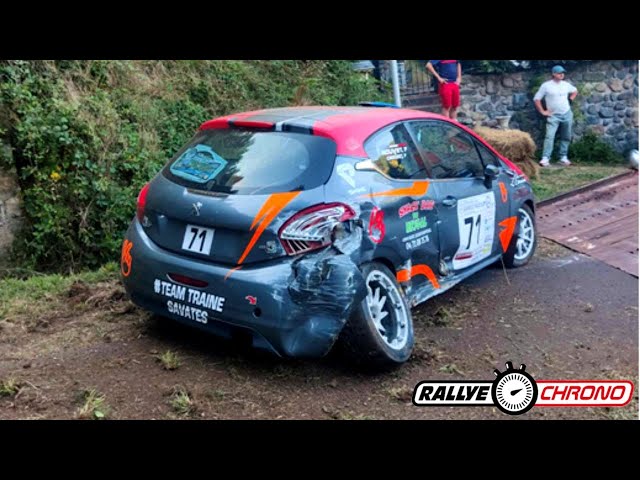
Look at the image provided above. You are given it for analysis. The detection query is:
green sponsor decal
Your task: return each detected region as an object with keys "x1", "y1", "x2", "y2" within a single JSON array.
[{"x1": 405, "y1": 212, "x2": 428, "y2": 234}]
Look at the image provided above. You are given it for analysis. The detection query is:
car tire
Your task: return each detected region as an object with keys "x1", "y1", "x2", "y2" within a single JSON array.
[
  {"x1": 339, "y1": 262, "x2": 414, "y2": 369},
  {"x1": 503, "y1": 204, "x2": 537, "y2": 268}
]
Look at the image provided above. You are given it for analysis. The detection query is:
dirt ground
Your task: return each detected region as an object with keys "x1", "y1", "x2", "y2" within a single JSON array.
[{"x1": 0, "y1": 239, "x2": 637, "y2": 420}]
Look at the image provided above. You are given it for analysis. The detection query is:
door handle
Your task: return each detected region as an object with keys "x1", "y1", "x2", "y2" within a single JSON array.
[{"x1": 442, "y1": 196, "x2": 457, "y2": 208}]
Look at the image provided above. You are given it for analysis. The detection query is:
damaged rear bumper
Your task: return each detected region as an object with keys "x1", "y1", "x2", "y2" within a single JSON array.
[{"x1": 121, "y1": 219, "x2": 366, "y2": 358}]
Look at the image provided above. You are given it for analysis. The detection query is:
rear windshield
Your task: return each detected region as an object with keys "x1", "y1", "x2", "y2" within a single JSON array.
[{"x1": 162, "y1": 129, "x2": 337, "y2": 195}]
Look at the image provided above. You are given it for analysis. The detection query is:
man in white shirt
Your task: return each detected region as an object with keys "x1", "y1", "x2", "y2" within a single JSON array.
[{"x1": 533, "y1": 65, "x2": 579, "y2": 167}]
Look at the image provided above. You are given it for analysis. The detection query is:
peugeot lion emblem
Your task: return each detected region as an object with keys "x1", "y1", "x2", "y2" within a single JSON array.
[{"x1": 191, "y1": 201, "x2": 203, "y2": 216}]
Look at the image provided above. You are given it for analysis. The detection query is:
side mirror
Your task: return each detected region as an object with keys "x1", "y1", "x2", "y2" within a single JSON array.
[
  {"x1": 484, "y1": 164, "x2": 500, "y2": 188},
  {"x1": 355, "y1": 159, "x2": 394, "y2": 180},
  {"x1": 484, "y1": 164, "x2": 500, "y2": 179}
]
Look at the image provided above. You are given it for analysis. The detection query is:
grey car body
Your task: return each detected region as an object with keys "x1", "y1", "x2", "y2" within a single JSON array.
[{"x1": 121, "y1": 106, "x2": 536, "y2": 367}]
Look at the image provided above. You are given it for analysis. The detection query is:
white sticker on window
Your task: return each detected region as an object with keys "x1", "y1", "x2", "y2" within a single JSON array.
[
  {"x1": 380, "y1": 143, "x2": 408, "y2": 160},
  {"x1": 453, "y1": 192, "x2": 495, "y2": 270}
]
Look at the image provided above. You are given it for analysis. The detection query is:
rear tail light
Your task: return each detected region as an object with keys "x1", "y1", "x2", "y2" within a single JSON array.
[
  {"x1": 136, "y1": 183, "x2": 150, "y2": 222},
  {"x1": 278, "y1": 203, "x2": 356, "y2": 255}
]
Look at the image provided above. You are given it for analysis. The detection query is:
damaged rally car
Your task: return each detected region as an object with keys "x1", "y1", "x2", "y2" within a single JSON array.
[{"x1": 121, "y1": 106, "x2": 536, "y2": 367}]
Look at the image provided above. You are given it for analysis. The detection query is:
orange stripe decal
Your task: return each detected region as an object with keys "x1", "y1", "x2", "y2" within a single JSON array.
[
  {"x1": 499, "y1": 216, "x2": 518, "y2": 253},
  {"x1": 121, "y1": 239, "x2": 133, "y2": 277},
  {"x1": 498, "y1": 181, "x2": 508, "y2": 203},
  {"x1": 224, "y1": 266, "x2": 243, "y2": 281},
  {"x1": 396, "y1": 264, "x2": 440, "y2": 289},
  {"x1": 237, "y1": 191, "x2": 301, "y2": 265},
  {"x1": 396, "y1": 269, "x2": 411, "y2": 283},
  {"x1": 362, "y1": 181, "x2": 429, "y2": 199}
]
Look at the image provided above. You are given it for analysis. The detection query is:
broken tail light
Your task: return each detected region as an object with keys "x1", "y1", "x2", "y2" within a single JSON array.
[{"x1": 279, "y1": 203, "x2": 356, "y2": 256}]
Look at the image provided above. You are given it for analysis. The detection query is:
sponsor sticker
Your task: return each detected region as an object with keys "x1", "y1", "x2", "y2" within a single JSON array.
[
  {"x1": 398, "y1": 199, "x2": 435, "y2": 219},
  {"x1": 170, "y1": 144, "x2": 228, "y2": 183},
  {"x1": 337, "y1": 163, "x2": 357, "y2": 188},
  {"x1": 405, "y1": 212, "x2": 428, "y2": 234},
  {"x1": 381, "y1": 143, "x2": 408, "y2": 161},
  {"x1": 245, "y1": 295, "x2": 257, "y2": 305},
  {"x1": 510, "y1": 174, "x2": 527, "y2": 187},
  {"x1": 121, "y1": 239, "x2": 133, "y2": 277},
  {"x1": 153, "y1": 278, "x2": 226, "y2": 325},
  {"x1": 402, "y1": 230, "x2": 432, "y2": 250}
]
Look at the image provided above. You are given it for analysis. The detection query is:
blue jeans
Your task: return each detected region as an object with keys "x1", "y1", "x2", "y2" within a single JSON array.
[{"x1": 542, "y1": 110, "x2": 573, "y2": 159}]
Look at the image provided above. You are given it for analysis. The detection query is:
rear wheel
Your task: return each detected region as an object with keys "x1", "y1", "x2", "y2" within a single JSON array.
[
  {"x1": 339, "y1": 262, "x2": 413, "y2": 368},
  {"x1": 503, "y1": 204, "x2": 537, "y2": 268}
]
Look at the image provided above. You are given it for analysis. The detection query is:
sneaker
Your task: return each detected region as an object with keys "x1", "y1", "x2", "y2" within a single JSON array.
[
  {"x1": 559, "y1": 157, "x2": 572, "y2": 166},
  {"x1": 539, "y1": 157, "x2": 550, "y2": 167}
]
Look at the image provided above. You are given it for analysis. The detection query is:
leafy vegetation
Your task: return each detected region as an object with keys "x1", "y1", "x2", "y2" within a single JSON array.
[
  {"x1": 464, "y1": 60, "x2": 591, "y2": 75},
  {"x1": 568, "y1": 132, "x2": 625, "y2": 165},
  {"x1": 0, "y1": 61, "x2": 387, "y2": 272}
]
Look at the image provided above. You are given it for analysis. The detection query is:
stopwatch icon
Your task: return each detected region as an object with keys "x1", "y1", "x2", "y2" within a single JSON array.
[{"x1": 492, "y1": 361, "x2": 538, "y2": 415}]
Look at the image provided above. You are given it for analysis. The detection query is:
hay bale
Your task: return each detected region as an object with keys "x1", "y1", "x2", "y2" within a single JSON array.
[{"x1": 474, "y1": 126, "x2": 540, "y2": 180}]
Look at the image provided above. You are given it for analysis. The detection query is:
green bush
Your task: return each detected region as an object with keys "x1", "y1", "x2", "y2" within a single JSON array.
[
  {"x1": 568, "y1": 132, "x2": 624, "y2": 165},
  {"x1": 0, "y1": 60, "x2": 388, "y2": 272}
]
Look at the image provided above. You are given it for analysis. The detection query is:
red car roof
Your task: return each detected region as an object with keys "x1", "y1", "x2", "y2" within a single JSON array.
[{"x1": 200, "y1": 106, "x2": 442, "y2": 157}]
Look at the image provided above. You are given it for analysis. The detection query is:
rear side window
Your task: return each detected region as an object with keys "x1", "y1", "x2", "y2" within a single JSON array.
[
  {"x1": 364, "y1": 123, "x2": 427, "y2": 180},
  {"x1": 162, "y1": 129, "x2": 337, "y2": 195}
]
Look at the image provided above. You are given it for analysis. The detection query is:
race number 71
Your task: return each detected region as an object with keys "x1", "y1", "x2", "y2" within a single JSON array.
[{"x1": 463, "y1": 214, "x2": 481, "y2": 249}]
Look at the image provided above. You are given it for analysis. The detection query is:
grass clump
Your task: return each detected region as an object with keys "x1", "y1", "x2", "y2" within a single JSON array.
[
  {"x1": 0, "y1": 377, "x2": 21, "y2": 397},
  {"x1": 170, "y1": 385, "x2": 195, "y2": 416},
  {"x1": 77, "y1": 388, "x2": 109, "y2": 420},
  {"x1": 156, "y1": 350, "x2": 181, "y2": 371}
]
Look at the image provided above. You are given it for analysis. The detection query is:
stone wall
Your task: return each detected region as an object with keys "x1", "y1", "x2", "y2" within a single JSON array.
[
  {"x1": 0, "y1": 163, "x2": 23, "y2": 267},
  {"x1": 457, "y1": 60, "x2": 639, "y2": 153}
]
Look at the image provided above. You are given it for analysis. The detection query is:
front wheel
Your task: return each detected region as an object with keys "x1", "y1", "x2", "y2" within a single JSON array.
[
  {"x1": 503, "y1": 204, "x2": 537, "y2": 268},
  {"x1": 339, "y1": 262, "x2": 414, "y2": 369}
]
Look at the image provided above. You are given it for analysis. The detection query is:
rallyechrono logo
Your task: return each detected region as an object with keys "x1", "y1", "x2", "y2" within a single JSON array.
[{"x1": 413, "y1": 360, "x2": 634, "y2": 416}]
